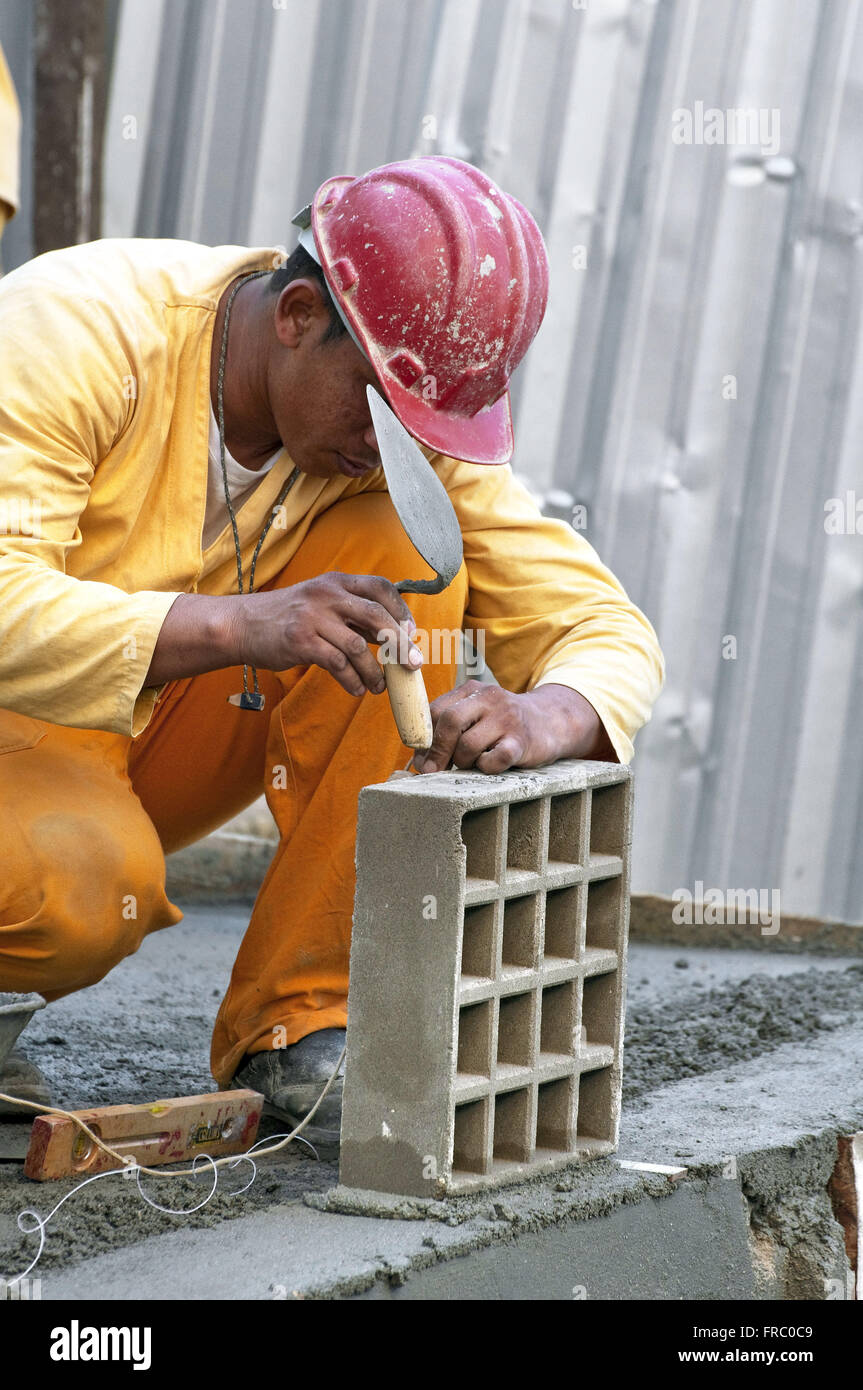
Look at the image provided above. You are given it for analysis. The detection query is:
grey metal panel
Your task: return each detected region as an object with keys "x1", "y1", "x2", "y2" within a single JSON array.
[
  {"x1": 82, "y1": 0, "x2": 863, "y2": 923},
  {"x1": 135, "y1": 0, "x2": 203, "y2": 237},
  {"x1": 690, "y1": 0, "x2": 862, "y2": 896},
  {"x1": 102, "y1": 0, "x2": 167, "y2": 237},
  {"x1": 0, "y1": 0, "x2": 33, "y2": 269}
]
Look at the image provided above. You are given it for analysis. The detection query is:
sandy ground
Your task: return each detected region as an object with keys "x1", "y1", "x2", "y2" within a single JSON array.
[{"x1": 1, "y1": 906, "x2": 861, "y2": 1295}]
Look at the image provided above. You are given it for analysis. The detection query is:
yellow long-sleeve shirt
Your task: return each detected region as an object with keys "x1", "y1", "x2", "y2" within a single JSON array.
[{"x1": 0, "y1": 239, "x2": 663, "y2": 761}]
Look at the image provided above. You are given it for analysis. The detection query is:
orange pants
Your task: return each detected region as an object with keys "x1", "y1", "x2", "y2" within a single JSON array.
[{"x1": 0, "y1": 493, "x2": 468, "y2": 1085}]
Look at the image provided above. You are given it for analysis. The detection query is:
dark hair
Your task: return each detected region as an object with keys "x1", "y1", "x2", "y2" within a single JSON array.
[{"x1": 269, "y1": 243, "x2": 347, "y2": 342}]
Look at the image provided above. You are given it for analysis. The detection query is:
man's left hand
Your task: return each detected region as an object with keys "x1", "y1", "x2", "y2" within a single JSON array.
[{"x1": 412, "y1": 680, "x2": 617, "y2": 775}]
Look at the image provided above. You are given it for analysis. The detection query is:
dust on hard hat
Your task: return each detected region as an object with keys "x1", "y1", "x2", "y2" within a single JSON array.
[{"x1": 292, "y1": 156, "x2": 549, "y2": 465}]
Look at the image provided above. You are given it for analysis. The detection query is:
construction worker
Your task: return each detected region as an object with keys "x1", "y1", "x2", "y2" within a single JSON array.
[
  {"x1": 0, "y1": 41, "x2": 20, "y2": 268},
  {"x1": 0, "y1": 157, "x2": 663, "y2": 1139}
]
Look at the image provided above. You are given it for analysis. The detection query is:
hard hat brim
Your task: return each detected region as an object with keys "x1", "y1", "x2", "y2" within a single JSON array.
[
  {"x1": 299, "y1": 171, "x2": 523, "y2": 466},
  {"x1": 375, "y1": 373, "x2": 515, "y2": 466}
]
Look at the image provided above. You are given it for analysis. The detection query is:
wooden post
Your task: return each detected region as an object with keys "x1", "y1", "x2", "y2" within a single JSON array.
[{"x1": 33, "y1": 0, "x2": 108, "y2": 254}]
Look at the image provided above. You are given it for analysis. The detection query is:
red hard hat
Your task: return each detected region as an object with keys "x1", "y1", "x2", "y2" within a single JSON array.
[{"x1": 294, "y1": 156, "x2": 549, "y2": 464}]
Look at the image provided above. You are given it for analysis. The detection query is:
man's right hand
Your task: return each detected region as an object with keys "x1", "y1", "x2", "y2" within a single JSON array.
[{"x1": 144, "y1": 573, "x2": 423, "y2": 694}]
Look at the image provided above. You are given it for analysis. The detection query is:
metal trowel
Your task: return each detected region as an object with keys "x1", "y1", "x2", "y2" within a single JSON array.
[{"x1": 367, "y1": 385, "x2": 464, "y2": 750}]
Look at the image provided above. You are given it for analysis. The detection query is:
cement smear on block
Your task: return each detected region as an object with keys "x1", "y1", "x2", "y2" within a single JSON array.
[{"x1": 306, "y1": 1157, "x2": 672, "y2": 1229}]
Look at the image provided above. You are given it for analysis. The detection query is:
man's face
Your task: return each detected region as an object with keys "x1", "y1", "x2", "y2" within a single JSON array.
[{"x1": 268, "y1": 282, "x2": 383, "y2": 480}]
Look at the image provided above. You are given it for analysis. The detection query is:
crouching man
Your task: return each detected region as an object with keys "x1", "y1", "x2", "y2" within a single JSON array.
[{"x1": 0, "y1": 158, "x2": 663, "y2": 1138}]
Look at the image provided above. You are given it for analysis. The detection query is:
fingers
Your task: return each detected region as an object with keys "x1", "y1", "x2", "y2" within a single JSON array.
[
  {"x1": 455, "y1": 717, "x2": 523, "y2": 770},
  {"x1": 241, "y1": 576, "x2": 420, "y2": 693},
  {"x1": 426, "y1": 680, "x2": 483, "y2": 720},
  {"x1": 414, "y1": 683, "x2": 531, "y2": 774},
  {"x1": 318, "y1": 621, "x2": 387, "y2": 696},
  {"x1": 342, "y1": 574, "x2": 415, "y2": 630},
  {"x1": 475, "y1": 735, "x2": 524, "y2": 775},
  {"x1": 414, "y1": 681, "x2": 495, "y2": 772},
  {"x1": 300, "y1": 574, "x2": 421, "y2": 696},
  {"x1": 444, "y1": 714, "x2": 526, "y2": 773},
  {"x1": 426, "y1": 677, "x2": 493, "y2": 716},
  {"x1": 289, "y1": 633, "x2": 362, "y2": 698},
  {"x1": 342, "y1": 597, "x2": 423, "y2": 670},
  {"x1": 337, "y1": 575, "x2": 423, "y2": 672}
]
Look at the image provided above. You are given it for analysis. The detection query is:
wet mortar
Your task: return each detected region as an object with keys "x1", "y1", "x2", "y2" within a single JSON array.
[{"x1": 1, "y1": 907, "x2": 861, "y2": 1287}]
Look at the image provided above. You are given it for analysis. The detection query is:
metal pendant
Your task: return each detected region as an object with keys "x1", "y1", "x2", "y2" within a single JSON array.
[{"x1": 227, "y1": 691, "x2": 266, "y2": 711}]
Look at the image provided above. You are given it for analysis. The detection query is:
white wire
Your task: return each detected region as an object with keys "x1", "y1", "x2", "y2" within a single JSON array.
[
  {"x1": 133, "y1": 1152, "x2": 220, "y2": 1216},
  {"x1": 0, "y1": 1044, "x2": 345, "y2": 1285}
]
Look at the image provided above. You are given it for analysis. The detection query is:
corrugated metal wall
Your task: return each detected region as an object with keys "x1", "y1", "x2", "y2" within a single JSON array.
[
  {"x1": 7, "y1": 0, "x2": 863, "y2": 921},
  {"x1": 0, "y1": 0, "x2": 33, "y2": 270}
]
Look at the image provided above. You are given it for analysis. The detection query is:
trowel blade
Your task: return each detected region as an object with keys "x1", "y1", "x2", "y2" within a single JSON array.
[{"x1": 367, "y1": 386, "x2": 463, "y2": 594}]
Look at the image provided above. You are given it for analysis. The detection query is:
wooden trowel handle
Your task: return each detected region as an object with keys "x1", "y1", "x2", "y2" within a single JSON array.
[{"x1": 384, "y1": 662, "x2": 433, "y2": 750}]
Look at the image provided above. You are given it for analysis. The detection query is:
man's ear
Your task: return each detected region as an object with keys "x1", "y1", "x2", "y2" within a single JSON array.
[{"x1": 273, "y1": 278, "x2": 329, "y2": 349}]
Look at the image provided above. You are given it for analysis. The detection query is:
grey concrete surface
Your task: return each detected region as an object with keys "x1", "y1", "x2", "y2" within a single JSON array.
[
  {"x1": 353, "y1": 1179, "x2": 758, "y2": 1300},
  {"x1": 165, "y1": 802, "x2": 277, "y2": 904},
  {"x1": 0, "y1": 905, "x2": 860, "y2": 1300},
  {"x1": 36, "y1": 1172, "x2": 758, "y2": 1302}
]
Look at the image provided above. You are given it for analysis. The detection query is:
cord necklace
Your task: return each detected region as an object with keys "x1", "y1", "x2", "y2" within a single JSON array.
[{"x1": 216, "y1": 268, "x2": 300, "y2": 711}]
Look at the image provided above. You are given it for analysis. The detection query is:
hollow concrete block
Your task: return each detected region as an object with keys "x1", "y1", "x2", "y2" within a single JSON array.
[{"x1": 339, "y1": 759, "x2": 633, "y2": 1197}]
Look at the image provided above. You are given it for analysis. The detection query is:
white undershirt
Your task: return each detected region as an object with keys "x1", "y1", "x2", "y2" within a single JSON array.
[{"x1": 202, "y1": 405, "x2": 281, "y2": 549}]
